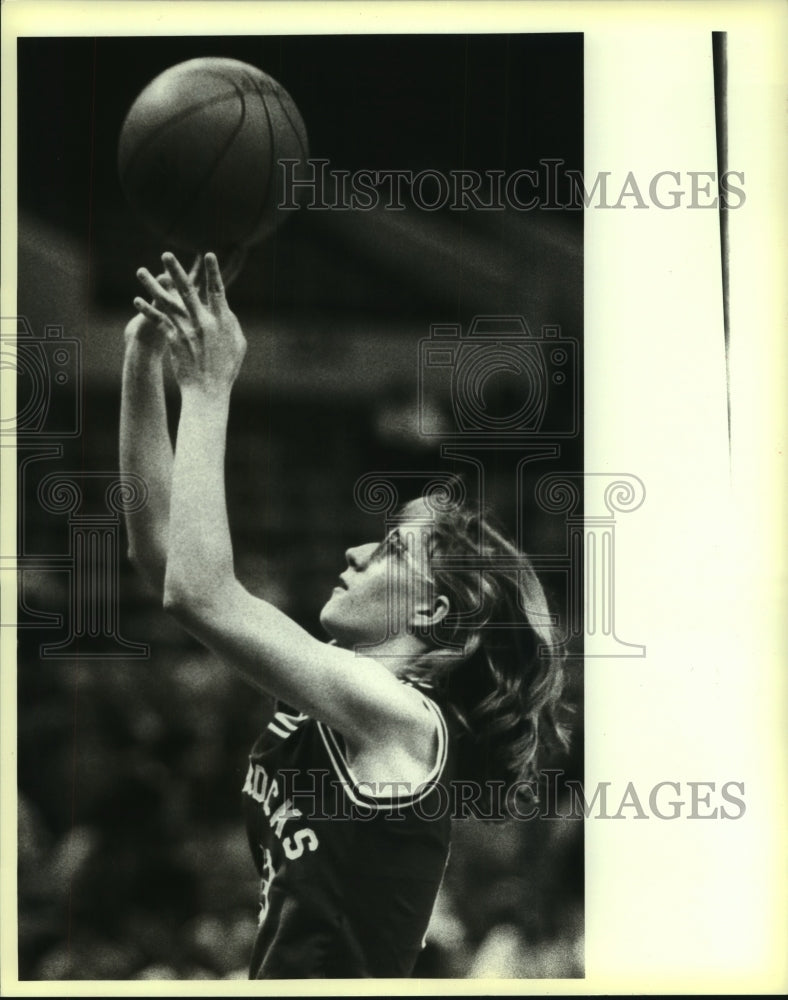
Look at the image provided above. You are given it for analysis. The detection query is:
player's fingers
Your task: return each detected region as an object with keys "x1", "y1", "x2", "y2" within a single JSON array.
[
  {"x1": 137, "y1": 268, "x2": 186, "y2": 316},
  {"x1": 162, "y1": 252, "x2": 202, "y2": 320},
  {"x1": 156, "y1": 272, "x2": 185, "y2": 303},
  {"x1": 204, "y1": 253, "x2": 227, "y2": 308},
  {"x1": 188, "y1": 254, "x2": 207, "y2": 302},
  {"x1": 154, "y1": 273, "x2": 187, "y2": 311},
  {"x1": 188, "y1": 254, "x2": 204, "y2": 283},
  {"x1": 164, "y1": 324, "x2": 185, "y2": 352},
  {"x1": 133, "y1": 296, "x2": 173, "y2": 329}
]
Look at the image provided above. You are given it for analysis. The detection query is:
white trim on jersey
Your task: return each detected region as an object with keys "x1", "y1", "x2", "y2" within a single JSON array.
[
  {"x1": 316, "y1": 691, "x2": 448, "y2": 811},
  {"x1": 266, "y1": 709, "x2": 308, "y2": 741}
]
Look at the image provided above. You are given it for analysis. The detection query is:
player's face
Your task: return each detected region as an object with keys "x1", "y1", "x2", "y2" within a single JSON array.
[{"x1": 319, "y1": 522, "x2": 434, "y2": 650}]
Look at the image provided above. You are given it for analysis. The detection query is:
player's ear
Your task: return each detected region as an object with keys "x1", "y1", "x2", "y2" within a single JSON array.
[{"x1": 414, "y1": 593, "x2": 449, "y2": 629}]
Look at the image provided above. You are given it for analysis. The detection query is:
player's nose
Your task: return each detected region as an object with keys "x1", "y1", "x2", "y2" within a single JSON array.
[{"x1": 345, "y1": 542, "x2": 376, "y2": 569}]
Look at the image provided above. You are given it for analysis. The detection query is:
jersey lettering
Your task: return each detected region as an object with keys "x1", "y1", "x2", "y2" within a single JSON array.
[
  {"x1": 245, "y1": 762, "x2": 319, "y2": 857},
  {"x1": 243, "y1": 763, "x2": 278, "y2": 818},
  {"x1": 282, "y1": 827, "x2": 319, "y2": 860},
  {"x1": 262, "y1": 776, "x2": 279, "y2": 817},
  {"x1": 244, "y1": 761, "x2": 273, "y2": 807},
  {"x1": 267, "y1": 710, "x2": 308, "y2": 740},
  {"x1": 270, "y1": 798, "x2": 302, "y2": 839},
  {"x1": 243, "y1": 761, "x2": 268, "y2": 803},
  {"x1": 258, "y1": 846, "x2": 274, "y2": 925}
]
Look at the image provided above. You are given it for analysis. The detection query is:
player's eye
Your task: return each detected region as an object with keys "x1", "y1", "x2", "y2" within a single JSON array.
[
  {"x1": 372, "y1": 532, "x2": 406, "y2": 562},
  {"x1": 387, "y1": 532, "x2": 407, "y2": 558}
]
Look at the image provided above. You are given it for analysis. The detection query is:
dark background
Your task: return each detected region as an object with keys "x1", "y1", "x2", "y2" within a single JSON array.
[{"x1": 16, "y1": 33, "x2": 584, "y2": 980}]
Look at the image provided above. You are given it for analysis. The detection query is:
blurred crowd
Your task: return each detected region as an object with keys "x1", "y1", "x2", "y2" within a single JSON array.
[
  {"x1": 17, "y1": 384, "x2": 584, "y2": 981},
  {"x1": 18, "y1": 649, "x2": 583, "y2": 980},
  {"x1": 18, "y1": 646, "x2": 583, "y2": 981}
]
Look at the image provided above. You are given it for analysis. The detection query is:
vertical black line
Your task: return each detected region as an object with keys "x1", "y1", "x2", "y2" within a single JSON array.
[
  {"x1": 712, "y1": 31, "x2": 731, "y2": 458},
  {"x1": 455, "y1": 36, "x2": 470, "y2": 319}
]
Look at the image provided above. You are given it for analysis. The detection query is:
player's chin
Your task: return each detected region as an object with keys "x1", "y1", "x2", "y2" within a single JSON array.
[
  {"x1": 318, "y1": 595, "x2": 342, "y2": 637},
  {"x1": 319, "y1": 599, "x2": 360, "y2": 650}
]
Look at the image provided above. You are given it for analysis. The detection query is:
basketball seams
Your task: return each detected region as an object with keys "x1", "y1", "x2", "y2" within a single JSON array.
[
  {"x1": 244, "y1": 73, "x2": 308, "y2": 242},
  {"x1": 119, "y1": 73, "x2": 246, "y2": 182},
  {"x1": 164, "y1": 74, "x2": 251, "y2": 250},
  {"x1": 119, "y1": 59, "x2": 308, "y2": 250},
  {"x1": 246, "y1": 70, "x2": 278, "y2": 241},
  {"x1": 268, "y1": 86, "x2": 309, "y2": 163}
]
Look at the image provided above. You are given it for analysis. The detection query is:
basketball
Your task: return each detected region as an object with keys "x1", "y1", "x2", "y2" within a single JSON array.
[{"x1": 118, "y1": 57, "x2": 309, "y2": 253}]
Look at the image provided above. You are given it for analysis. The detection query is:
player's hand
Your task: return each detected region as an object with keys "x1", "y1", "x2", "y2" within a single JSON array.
[
  {"x1": 126, "y1": 257, "x2": 202, "y2": 354},
  {"x1": 133, "y1": 251, "x2": 247, "y2": 396}
]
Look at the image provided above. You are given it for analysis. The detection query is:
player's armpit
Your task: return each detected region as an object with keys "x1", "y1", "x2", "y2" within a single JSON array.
[{"x1": 163, "y1": 579, "x2": 435, "y2": 763}]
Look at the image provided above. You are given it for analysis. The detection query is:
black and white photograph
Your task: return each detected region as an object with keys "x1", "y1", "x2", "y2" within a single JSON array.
[
  {"x1": 11, "y1": 20, "x2": 585, "y2": 986},
  {"x1": 1, "y1": 1, "x2": 786, "y2": 994}
]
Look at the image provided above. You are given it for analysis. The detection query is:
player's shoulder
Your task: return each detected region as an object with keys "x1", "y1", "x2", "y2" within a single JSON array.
[{"x1": 338, "y1": 675, "x2": 450, "y2": 793}]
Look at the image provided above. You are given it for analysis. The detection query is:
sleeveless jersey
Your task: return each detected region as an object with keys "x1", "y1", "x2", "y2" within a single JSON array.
[{"x1": 241, "y1": 686, "x2": 452, "y2": 978}]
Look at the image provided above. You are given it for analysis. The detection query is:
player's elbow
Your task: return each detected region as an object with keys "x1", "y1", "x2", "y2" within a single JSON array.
[
  {"x1": 162, "y1": 571, "x2": 230, "y2": 625},
  {"x1": 162, "y1": 579, "x2": 199, "y2": 620}
]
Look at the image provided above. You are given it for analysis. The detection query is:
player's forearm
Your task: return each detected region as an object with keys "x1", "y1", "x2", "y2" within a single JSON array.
[
  {"x1": 163, "y1": 387, "x2": 236, "y2": 617},
  {"x1": 120, "y1": 333, "x2": 173, "y2": 594}
]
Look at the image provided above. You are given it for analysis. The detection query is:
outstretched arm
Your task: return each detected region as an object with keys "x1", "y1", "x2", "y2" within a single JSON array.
[
  {"x1": 119, "y1": 281, "x2": 176, "y2": 596},
  {"x1": 140, "y1": 253, "x2": 436, "y2": 765},
  {"x1": 120, "y1": 257, "x2": 233, "y2": 595}
]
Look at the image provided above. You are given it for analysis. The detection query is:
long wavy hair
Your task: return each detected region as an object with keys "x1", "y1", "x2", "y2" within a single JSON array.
[{"x1": 396, "y1": 497, "x2": 571, "y2": 789}]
